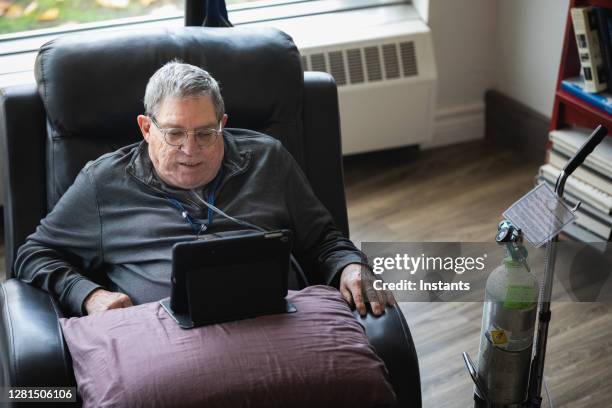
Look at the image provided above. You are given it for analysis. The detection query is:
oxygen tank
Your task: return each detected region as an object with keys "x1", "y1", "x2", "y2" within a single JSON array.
[{"x1": 476, "y1": 256, "x2": 539, "y2": 405}]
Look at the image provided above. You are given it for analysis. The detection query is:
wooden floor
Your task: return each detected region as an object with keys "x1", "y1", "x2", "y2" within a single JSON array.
[
  {"x1": 344, "y1": 140, "x2": 612, "y2": 408},
  {"x1": 1, "y1": 140, "x2": 610, "y2": 407}
]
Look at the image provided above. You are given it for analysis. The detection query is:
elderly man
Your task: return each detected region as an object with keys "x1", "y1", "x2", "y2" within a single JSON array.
[{"x1": 15, "y1": 61, "x2": 389, "y2": 317}]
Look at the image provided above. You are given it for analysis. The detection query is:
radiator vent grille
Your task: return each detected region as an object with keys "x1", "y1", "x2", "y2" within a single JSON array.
[
  {"x1": 400, "y1": 41, "x2": 418, "y2": 76},
  {"x1": 364, "y1": 46, "x2": 383, "y2": 82},
  {"x1": 304, "y1": 40, "x2": 418, "y2": 86},
  {"x1": 328, "y1": 51, "x2": 347, "y2": 85},
  {"x1": 346, "y1": 49, "x2": 365, "y2": 84},
  {"x1": 382, "y1": 43, "x2": 400, "y2": 79},
  {"x1": 310, "y1": 53, "x2": 327, "y2": 73}
]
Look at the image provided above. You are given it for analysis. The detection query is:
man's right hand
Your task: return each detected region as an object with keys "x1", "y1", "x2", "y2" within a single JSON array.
[{"x1": 84, "y1": 288, "x2": 133, "y2": 315}]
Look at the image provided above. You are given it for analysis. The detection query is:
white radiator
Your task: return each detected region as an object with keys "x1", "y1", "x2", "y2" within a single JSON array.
[
  {"x1": 298, "y1": 19, "x2": 437, "y2": 155},
  {"x1": 248, "y1": 3, "x2": 438, "y2": 155}
]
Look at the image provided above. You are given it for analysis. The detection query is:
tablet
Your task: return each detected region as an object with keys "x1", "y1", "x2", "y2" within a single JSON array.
[{"x1": 160, "y1": 229, "x2": 296, "y2": 328}]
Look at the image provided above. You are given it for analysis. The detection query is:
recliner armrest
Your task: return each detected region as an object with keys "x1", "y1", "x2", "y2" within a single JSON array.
[
  {"x1": 302, "y1": 72, "x2": 349, "y2": 237},
  {"x1": 0, "y1": 85, "x2": 48, "y2": 277},
  {"x1": 354, "y1": 306, "x2": 422, "y2": 408},
  {"x1": 0, "y1": 279, "x2": 75, "y2": 388}
]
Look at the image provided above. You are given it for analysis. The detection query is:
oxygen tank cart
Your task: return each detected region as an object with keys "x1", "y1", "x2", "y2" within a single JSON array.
[{"x1": 463, "y1": 124, "x2": 608, "y2": 408}]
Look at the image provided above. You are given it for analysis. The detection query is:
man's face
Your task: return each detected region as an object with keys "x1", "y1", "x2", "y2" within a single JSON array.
[{"x1": 137, "y1": 96, "x2": 227, "y2": 190}]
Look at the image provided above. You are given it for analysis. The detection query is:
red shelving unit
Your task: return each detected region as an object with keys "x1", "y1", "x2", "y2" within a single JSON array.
[{"x1": 550, "y1": 0, "x2": 612, "y2": 131}]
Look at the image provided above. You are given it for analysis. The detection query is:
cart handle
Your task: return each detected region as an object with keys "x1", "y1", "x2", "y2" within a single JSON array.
[
  {"x1": 556, "y1": 125, "x2": 607, "y2": 196},
  {"x1": 562, "y1": 125, "x2": 608, "y2": 176}
]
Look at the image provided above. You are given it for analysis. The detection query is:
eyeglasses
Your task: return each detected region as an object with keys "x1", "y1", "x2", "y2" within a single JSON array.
[{"x1": 149, "y1": 116, "x2": 222, "y2": 148}]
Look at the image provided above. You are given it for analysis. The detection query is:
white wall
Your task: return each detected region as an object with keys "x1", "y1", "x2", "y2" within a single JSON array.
[
  {"x1": 424, "y1": 0, "x2": 498, "y2": 147},
  {"x1": 495, "y1": 0, "x2": 570, "y2": 118},
  {"x1": 429, "y1": 0, "x2": 498, "y2": 109},
  {"x1": 424, "y1": 0, "x2": 569, "y2": 148}
]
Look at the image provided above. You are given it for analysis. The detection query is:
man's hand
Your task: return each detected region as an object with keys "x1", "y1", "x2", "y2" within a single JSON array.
[
  {"x1": 339, "y1": 263, "x2": 395, "y2": 316},
  {"x1": 84, "y1": 288, "x2": 133, "y2": 315}
]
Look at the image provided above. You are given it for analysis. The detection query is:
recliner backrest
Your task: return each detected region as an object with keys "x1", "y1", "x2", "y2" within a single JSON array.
[
  {"x1": 34, "y1": 27, "x2": 305, "y2": 210},
  {"x1": 2, "y1": 27, "x2": 349, "y2": 279}
]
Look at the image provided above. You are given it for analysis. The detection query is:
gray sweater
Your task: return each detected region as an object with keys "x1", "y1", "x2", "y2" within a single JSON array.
[{"x1": 15, "y1": 130, "x2": 366, "y2": 316}]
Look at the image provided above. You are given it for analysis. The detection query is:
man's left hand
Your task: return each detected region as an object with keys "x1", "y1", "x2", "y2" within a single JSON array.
[{"x1": 339, "y1": 263, "x2": 395, "y2": 316}]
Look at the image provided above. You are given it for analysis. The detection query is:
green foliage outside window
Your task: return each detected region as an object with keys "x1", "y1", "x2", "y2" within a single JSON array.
[{"x1": 0, "y1": 0, "x2": 257, "y2": 35}]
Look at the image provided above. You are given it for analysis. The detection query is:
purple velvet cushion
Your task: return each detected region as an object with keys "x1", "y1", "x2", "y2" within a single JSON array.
[{"x1": 60, "y1": 285, "x2": 396, "y2": 408}]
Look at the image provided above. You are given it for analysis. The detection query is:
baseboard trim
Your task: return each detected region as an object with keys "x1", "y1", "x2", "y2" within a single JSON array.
[
  {"x1": 485, "y1": 89, "x2": 550, "y2": 163},
  {"x1": 423, "y1": 102, "x2": 485, "y2": 149}
]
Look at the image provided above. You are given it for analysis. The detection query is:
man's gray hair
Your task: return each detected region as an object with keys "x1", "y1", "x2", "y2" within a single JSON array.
[{"x1": 144, "y1": 61, "x2": 225, "y2": 121}]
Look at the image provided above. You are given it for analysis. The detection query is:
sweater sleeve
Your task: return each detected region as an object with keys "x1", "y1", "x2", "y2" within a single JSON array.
[
  {"x1": 283, "y1": 151, "x2": 368, "y2": 286},
  {"x1": 14, "y1": 166, "x2": 104, "y2": 316}
]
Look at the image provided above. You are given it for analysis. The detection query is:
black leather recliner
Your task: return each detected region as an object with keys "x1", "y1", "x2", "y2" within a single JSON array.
[{"x1": 0, "y1": 27, "x2": 421, "y2": 407}]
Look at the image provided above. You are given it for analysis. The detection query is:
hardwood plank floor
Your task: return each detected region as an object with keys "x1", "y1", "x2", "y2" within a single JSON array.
[
  {"x1": 344, "y1": 140, "x2": 612, "y2": 408},
  {"x1": 1, "y1": 140, "x2": 610, "y2": 407}
]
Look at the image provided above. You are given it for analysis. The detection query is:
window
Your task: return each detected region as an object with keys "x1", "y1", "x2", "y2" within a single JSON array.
[
  {"x1": 0, "y1": 0, "x2": 267, "y2": 36},
  {"x1": 0, "y1": 0, "x2": 412, "y2": 88},
  {"x1": 0, "y1": 0, "x2": 409, "y2": 38}
]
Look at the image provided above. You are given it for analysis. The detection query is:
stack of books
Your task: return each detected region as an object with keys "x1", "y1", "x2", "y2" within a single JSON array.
[
  {"x1": 563, "y1": 6, "x2": 612, "y2": 113},
  {"x1": 538, "y1": 127, "x2": 612, "y2": 242}
]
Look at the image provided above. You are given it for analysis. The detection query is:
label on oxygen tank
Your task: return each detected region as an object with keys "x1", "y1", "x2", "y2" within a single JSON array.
[
  {"x1": 485, "y1": 302, "x2": 537, "y2": 352},
  {"x1": 504, "y1": 284, "x2": 537, "y2": 309},
  {"x1": 489, "y1": 329, "x2": 508, "y2": 345}
]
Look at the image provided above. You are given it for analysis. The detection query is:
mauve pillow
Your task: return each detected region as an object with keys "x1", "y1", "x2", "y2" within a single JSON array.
[{"x1": 60, "y1": 285, "x2": 396, "y2": 408}]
